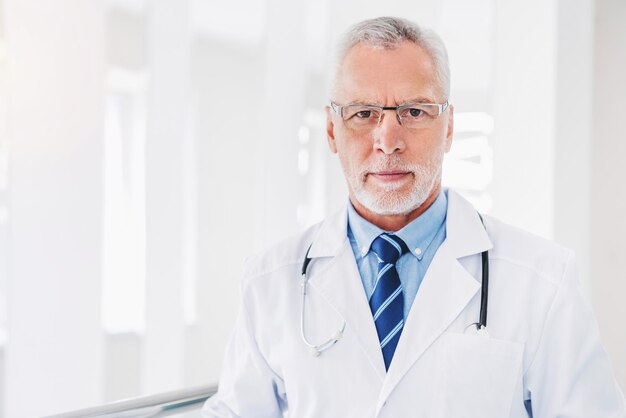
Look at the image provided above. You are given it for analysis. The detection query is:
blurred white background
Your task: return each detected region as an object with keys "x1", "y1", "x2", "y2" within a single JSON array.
[{"x1": 0, "y1": 0, "x2": 624, "y2": 417}]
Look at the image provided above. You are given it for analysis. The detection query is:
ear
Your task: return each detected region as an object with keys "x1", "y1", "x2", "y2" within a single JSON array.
[
  {"x1": 326, "y1": 106, "x2": 338, "y2": 154},
  {"x1": 443, "y1": 104, "x2": 454, "y2": 153}
]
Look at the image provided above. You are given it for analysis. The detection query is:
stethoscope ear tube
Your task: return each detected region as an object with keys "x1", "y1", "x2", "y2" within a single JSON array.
[
  {"x1": 479, "y1": 248, "x2": 489, "y2": 329},
  {"x1": 301, "y1": 243, "x2": 313, "y2": 276},
  {"x1": 477, "y1": 213, "x2": 489, "y2": 330}
]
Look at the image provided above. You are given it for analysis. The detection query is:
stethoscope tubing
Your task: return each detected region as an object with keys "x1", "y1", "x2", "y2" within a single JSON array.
[
  {"x1": 477, "y1": 213, "x2": 489, "y2": 330},
  {"x1": 479, "y1": 248, "x2": 489, "y2": 329}
]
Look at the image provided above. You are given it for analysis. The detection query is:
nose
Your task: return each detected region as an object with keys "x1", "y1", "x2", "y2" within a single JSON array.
[{"x1": 373, "y1": 111, "x2": 406, "y2": 154}]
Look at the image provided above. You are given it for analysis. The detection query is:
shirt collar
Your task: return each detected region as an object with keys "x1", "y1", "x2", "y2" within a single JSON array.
[{"x1": 347, "y1": 190, "x2": 448, "y2": 260}]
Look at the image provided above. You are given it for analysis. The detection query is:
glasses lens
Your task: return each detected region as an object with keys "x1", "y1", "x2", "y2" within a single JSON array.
[
  {"x1": 398, "y1": 104, "x2": 440, "y2": 128},
  {"x1": 342, "y1": 105, "x2": 381, "y2": 130}
]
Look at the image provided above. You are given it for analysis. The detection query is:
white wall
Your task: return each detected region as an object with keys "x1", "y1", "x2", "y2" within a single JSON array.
[
  {"x1": 490, "y1": 0, "x2": 557, "y2": 239},
  {"x1": 591, "y1": 0, "x2": 626, "y2": 391},
  {"x1": 3, "y1": 1, "x2": 106, "y2": 417},
  {"x1": 554, "y1": 0, "x2": 594, "y2": 293},
  {"x1": 188, "y1": 36, "x2": 265, "y2": 386},
  {"x1": 142, "y1": 0, "x2": 191, "y2": 394}
]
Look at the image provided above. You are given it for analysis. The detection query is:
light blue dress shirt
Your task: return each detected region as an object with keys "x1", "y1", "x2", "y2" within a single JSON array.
[{"x1": 347, "y1": 190, "x2": 448, "y2": 320}]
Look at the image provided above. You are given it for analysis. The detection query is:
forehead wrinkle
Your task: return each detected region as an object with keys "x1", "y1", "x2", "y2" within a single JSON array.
[
  {"x1": 338, "y1": 95, "x2": 440, "y2": 106},
  {"x1": 401, "y1": 96, "x2": 441, "y2": 105},
  {"x1": 344, "y1": 97, "x2": 384, "y2": 105}
]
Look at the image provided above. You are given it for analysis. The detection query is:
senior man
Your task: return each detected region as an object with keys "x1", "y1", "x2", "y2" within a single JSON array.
[{"x1": 203, "y1": 16, "x2": 625, "y2": 418}]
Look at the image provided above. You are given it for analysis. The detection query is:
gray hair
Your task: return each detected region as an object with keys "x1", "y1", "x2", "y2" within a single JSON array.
[{"x1": 329, "y1": 16, "x2": 450, "y2": 100}]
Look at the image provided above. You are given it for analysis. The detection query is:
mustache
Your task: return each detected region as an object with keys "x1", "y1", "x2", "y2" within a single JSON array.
[{"x1": 360, "y1": 155, "x2": 418, "y2": 175}]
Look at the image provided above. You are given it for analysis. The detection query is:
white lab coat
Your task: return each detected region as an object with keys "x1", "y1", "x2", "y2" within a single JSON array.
[{"x1": 203, "y1": 190, "x2": 626, "y2": 418}]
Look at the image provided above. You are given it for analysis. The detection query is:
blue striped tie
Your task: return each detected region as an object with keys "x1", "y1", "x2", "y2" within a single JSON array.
[{"x1": 370, "y1": 233, "x2": 408, "y2": 371}]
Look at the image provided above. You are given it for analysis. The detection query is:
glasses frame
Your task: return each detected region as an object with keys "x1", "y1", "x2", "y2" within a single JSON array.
[{"x1": 329, "y1": 100, "x2": 450, "y2": 128}]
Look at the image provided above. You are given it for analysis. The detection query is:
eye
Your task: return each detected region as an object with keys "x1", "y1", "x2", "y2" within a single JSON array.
[
  {"x1": 355, "y1": 110, "x2": 373, "y2": 119},
  {"x1": 342, "y1": 106, "x2": 380, "y2": 123},
  {"x1": 407, "y1": 108, "x2": 423, "y2": 117}
]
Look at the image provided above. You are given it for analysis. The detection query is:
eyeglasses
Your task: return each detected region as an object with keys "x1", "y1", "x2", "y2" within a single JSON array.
[{"x1": 330, "y1": 100, "x2": 449, "y2": 132}]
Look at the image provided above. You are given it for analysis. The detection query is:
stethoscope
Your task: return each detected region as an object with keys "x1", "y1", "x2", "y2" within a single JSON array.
[{"x1": 299, "y1": 214, "x2": 490, "y2": 356}]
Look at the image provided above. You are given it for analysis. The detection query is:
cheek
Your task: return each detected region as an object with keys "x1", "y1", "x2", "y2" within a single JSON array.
[
  {"x1": 338, "y1": 132, "x2": 373, "y2": 157},
  {"x1": 412, "y1": 128, "x2": 448, "y2": 156},
  {"x1": 340, "y1": 152, "x2": 370, "y2": 184},
  {"x1": 337, "y1": 147, "x2": 360, "y2": 176}
]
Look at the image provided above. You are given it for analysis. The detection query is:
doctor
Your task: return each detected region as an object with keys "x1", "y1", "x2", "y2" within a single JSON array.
[{"x1": 203, "y1": 16, "x2": 626, "y2": 417}]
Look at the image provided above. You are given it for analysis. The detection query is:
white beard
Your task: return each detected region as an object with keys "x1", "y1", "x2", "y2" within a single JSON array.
[{"x1": 346, "y1": 153, "x2": 441, "y2": 215}]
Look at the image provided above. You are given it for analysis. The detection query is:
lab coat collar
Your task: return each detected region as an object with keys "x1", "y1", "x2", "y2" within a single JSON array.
[
  {"x1": 307, "y1": 204, "x2": 348, "y2": 258},
  {"x1": 444, "y1": 189, "x2": 493, "y2": 257}
]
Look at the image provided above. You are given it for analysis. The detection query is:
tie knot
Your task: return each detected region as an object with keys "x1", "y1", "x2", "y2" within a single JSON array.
[{"x1": 371, "y1": 233, "x2": 408, "y2": 264}]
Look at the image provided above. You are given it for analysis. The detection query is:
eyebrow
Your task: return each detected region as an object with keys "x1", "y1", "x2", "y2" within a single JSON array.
[
  {"x1": 342, "y1": 96, "x2": 439, "y2": 106},
  {"x1": 402, "y1": 97, "x2": 438, "y2": 104},
  {"x1": 344, "y1": 98, "x2": 381, "y2": 105}
]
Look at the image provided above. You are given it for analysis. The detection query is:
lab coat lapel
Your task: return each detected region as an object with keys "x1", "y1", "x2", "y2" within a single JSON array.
[
  {"x1": 375, "y1": 190, "x2": 493, "y2": 413},
  {"x1": 307, "y1": 207, "x2": 387, "y2": 380}
]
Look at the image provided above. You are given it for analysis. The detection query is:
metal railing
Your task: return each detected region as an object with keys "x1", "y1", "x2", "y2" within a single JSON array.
[{"x1": 46, "y1": 384, "x2": 218, "y2": 418}]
